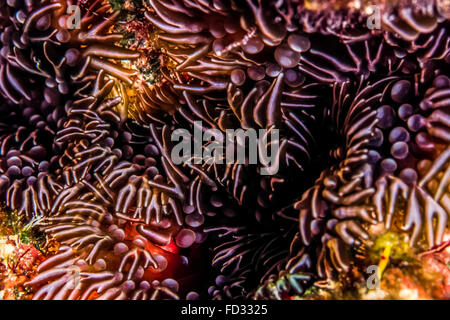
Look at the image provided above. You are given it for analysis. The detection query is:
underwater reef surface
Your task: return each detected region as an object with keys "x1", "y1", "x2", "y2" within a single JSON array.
[{"x1": 0, "y1": 0, "x2": 449, "y2": 300}]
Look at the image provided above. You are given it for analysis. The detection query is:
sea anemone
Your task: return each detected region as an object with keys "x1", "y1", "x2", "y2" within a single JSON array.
[
  {"x1": 25, "y1": 70, "x2": 204, "y2": 300},
  {"x1": 0, "y1": 0, "x2": 448, "y2": 300},
  {"x1": 0, "y1": 0, "x2": 138, "y2": 106}
]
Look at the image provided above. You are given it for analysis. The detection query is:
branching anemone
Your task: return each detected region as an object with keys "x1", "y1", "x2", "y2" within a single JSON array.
[
  {"x1": 296, "y1": 0, "x2": 450, "y2": 81},
  {"x1": 144, "y1": 0, "x2": 330, "y2": 217},
  {"x1": 0, "y1": 0, "x2": 140, "y2": 219},
  {"x1": 253, "y1": 60, "x2": 450, "y2": 300},
  {"x1": 143, "y1": 0, "x2": 449, "y2": 217}
]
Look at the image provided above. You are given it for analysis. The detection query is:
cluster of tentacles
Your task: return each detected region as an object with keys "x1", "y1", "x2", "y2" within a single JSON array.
[{"x1": 0, "y1": 0, "x2": 448, "y2": 300}]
